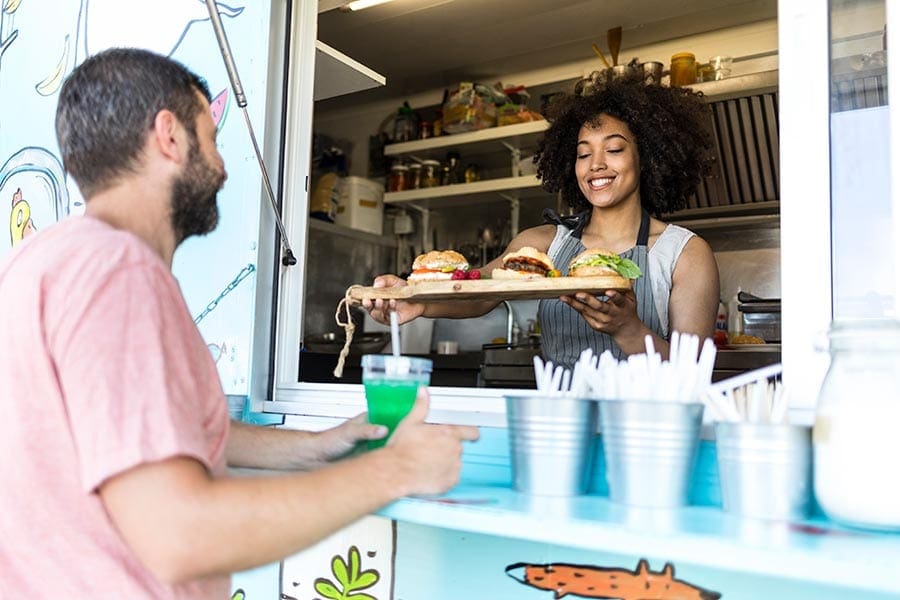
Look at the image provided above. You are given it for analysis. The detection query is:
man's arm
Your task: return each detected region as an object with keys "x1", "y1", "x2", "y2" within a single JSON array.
[
  {"x1": 100, "y1": 391, "x2": 478, "y2": 584},
  {"x1": 226, "y1": 413, "x2": 387, "y2": 471}
]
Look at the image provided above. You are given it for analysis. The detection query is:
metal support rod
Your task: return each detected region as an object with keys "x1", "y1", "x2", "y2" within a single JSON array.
[
  {"x1": 500, "y1": 140, "x2": 522, "y2": 177},
  {"x1": 498, "y1": 194, "x2": 520, "y2": 237},
  {"x1": 406, "y1": 204, "x2": 432, "y2": 251},
  {"x1": 204, "y1": 0, "x2": 297, "y2": 266}
]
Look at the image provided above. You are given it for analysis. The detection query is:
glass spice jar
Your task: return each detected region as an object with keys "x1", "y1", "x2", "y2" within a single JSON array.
[
  {"x1": 420, "y1": 159, "x2": 441, "y2": 188},
  {"x1": 670, "y1": 52, "x2": 697, "y2": 87},
  {"x1": 387, "y1": 163, "x2": 409, "y2": 192},
  {"x1": 408, "y1": 163, "x2": 423, "y2": 189}
]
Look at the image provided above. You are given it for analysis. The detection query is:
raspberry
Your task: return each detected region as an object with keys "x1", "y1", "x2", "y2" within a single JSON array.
[
  {"x1": 451, "y1": 269, "x2": 467, "y2": 280},
  {"x1": 467, "y1": 269, "x2": 481, "y2": 280}
]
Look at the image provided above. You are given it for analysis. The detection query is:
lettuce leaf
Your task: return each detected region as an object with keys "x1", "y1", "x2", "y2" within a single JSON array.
[{"x1": 570, "y1": 253, "x2": 642, "y2": 279}]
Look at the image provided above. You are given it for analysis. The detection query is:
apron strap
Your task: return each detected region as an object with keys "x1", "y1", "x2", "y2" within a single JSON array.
[
  {"x1": 636, "y1": 209, "x2": 651, "y2": 247},
  {"x1": 542, "y1": 208, "x2": 591, "y2": 239}
]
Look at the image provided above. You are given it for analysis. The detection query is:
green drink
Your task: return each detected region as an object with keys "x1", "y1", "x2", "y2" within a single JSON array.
[{"x1": 361, "y1": 355, "x2": 432, "y2": 449}]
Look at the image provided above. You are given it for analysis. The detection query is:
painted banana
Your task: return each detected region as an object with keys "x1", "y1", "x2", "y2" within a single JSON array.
[
  {"x1": 35, "y1": 34, "x2": 69, "y2": 97},
  {"x1": 10, "y1": 188, "x2": 34, "y2": 246},
  {"x1": 3, "y1": 0, "x2": 22, "y2": 14}
]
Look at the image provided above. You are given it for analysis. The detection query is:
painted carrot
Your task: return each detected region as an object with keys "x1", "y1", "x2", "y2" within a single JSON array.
[{"x1": 505, "y1": 559, "x2": 721, "y2": 600}]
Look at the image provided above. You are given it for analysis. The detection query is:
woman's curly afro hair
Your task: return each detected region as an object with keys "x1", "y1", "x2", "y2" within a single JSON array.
[{"x1": 535, "y1": 77, "x2": 713, "y2": 216}]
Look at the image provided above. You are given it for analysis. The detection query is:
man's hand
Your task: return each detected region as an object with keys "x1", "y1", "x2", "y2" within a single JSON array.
[
  {"x1": 383, "y1": 387, "x2": 480, "y2": 496},
  {"x1": 361, "y1": 274, "x2": 425, "y2": 325},
  {"x1": 311, "y1": 413, "x2": 387, "y2": 464}
]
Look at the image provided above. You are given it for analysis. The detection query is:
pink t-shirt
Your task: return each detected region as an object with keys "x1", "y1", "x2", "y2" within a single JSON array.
[{"x1": 0, "y1": 216, "x2": 230, "y2": 598}]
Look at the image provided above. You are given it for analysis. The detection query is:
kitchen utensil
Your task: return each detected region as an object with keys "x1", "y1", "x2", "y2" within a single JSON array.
[
  {"x1": 304, "y1": 331, "x2": 391, "y2": 355},
  {"x1": 348, "y1": 276, "x2": 633, "y2": 304},
  {"x1": 591, "y1": 42, "x2": 611, "y2": 69},
  {"x1": 641, "y1": 61, "x2": 664, "y2": 85},
  {"x1": 607, "y1": 26, "x2": 622, "y2": 66}
]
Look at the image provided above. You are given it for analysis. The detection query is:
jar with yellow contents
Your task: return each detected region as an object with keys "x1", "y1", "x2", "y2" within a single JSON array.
[{"x1": 669, "y1": 52, "x2": 697, "y2": 87}]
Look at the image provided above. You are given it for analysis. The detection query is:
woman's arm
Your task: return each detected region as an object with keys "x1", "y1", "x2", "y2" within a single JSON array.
[{"x1": 665, "y1": 235, "x2": 720, "y2": 346}]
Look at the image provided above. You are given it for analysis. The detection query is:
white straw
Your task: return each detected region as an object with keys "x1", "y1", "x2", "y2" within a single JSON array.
[
  {"x1": 708, "y1": 363, "x2": 783, "y2": 397},
  {"x1": 389, "y1": 311, "x2": 401, "y2": 357}
]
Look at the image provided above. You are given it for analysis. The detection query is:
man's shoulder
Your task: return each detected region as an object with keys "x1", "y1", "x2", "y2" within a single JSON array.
[{"x1": 20, "y1": 216, "x2": 162, "y2": 272}]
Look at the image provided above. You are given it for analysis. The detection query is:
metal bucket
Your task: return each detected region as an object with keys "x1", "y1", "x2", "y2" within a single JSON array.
[
  {"x1": 600, "y1": 400, "x2": 704, "y2": 507},
  {"x1": 506, "y1": 396, "x2": 597, "y2": 496},
  {"x1": 716, "y1": 422, "x2": 812, "y2": 520}
]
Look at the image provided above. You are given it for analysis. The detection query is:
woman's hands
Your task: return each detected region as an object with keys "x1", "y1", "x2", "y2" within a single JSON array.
[
  {"x1": 361, "y1": 274, "x2": 425, "y2": 325},
  {"x1": 561, "y1": 289, "x2": 647, "y2": 348}
]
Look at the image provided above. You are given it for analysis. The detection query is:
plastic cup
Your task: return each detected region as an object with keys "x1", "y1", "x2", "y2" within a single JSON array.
[{"x1": 362, "y1": 355, "x2": 432, "y2": 449}]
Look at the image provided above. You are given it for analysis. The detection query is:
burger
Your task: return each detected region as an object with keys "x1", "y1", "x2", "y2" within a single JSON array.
[
  {"x1": 567, "y1": 247, "x2": 643, "y2": 279},
  {"x1": 491, "y1": 246, "x2": 556, "y2": 280},
  {"x1": 407, "y1": 250, "x2": 470, "y2": 282}
]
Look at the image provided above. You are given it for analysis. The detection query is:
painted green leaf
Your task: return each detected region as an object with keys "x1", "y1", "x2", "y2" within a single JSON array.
[
  {"x1": 351, "y1": 570, "x2": 378, "y2": 591},
  {"x1": 332, "y1": 554, "x2": 350, "y2": 588},
  {"x1": 347, "y1": 593, "x2": 376, "y2": 600},
  {"x1": 314, "y1": 579, "x2": 343, "y2": 600},
  {"x1": 349, "y1": 546, "x2": 361, "y2": 581}
]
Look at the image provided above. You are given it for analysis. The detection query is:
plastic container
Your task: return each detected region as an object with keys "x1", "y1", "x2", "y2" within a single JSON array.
[
  {"x1": 335, "y1": 176, "x2": 385, "y2": 235},
  {"x1": 670, "y1": 52, "x2": 697, "y2": 87},
  {"x1": 814, "y1": 319, "x2": 900, "y2": 531},
  {"x1": 506, "y1": 395, "x2": 597, "y2": 496}
]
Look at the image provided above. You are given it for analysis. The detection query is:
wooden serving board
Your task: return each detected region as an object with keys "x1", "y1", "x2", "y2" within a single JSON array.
[{"x1": 348, "y1": 276, "x2": 632, "y2": 304}]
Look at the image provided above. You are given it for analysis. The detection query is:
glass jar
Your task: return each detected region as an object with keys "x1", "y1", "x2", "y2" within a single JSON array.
[
  {"x1": 420, "y1": 159, "x2": 441, "y2": 187},
  {"x1": 387, "y1": 164, "x2": 409, "y2": 192},
  {"x1": 464, "y1": 163, "x2": 481, "y2": 183},
  {"x1": 814, "y1": 319, "x2": 900, "y2": 531},
  {"x1": 408, "y1": 163, "x2": 423, "y2": 189},
  {"x1": 669, "y1": 52, "x2": 697, "y2": 87}
]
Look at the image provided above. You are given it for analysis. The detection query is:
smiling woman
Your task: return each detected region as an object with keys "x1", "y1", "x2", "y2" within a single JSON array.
[{"x1": 362, "y1": 75, "x2": 720, "y2": 368}]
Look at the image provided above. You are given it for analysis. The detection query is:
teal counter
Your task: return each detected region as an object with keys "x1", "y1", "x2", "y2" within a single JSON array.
[{"x1": 236, "y1": 394, "x2": 900, "y2": 599}]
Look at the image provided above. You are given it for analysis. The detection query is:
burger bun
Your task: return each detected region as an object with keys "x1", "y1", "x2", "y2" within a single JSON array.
[
  {"x1": 490, "y1": 267, "x2": 546, "y2": 281},
  {"x1": 568, "y1": 248, "x2": 620, "y2": 277}
]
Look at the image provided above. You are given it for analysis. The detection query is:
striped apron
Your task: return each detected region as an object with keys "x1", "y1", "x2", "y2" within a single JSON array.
[{"x1": 537, "y1": 209, "x2": 663, "y2": 370}]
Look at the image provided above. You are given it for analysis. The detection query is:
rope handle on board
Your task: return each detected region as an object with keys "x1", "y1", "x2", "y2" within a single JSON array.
[{"x1": 333, "y1": 285, "x2": 364, "y2": 378}]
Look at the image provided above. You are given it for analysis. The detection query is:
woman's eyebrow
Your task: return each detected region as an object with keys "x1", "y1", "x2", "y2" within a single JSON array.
[{"x1": 577, "y1": 133, "x2": 629, "y2": 145}]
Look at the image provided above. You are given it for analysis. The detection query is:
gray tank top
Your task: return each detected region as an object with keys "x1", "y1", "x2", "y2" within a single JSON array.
[{"x1": 537, "y1": 210, "x2": 694, "y2": 369}]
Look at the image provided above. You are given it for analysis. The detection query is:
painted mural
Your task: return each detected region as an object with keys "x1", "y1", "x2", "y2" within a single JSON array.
[
  {"x1": 0, "y1": 0, "x2": 271, "y2": 395},
  {"x1": 280, "y1": 516, "x2": 396, "y2": 600},
  {"x1": 506, "y1": 559, "x2": 721, "y2": 600}
]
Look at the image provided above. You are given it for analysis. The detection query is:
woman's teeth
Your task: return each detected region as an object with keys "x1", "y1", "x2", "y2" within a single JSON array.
[{"x1": 589, "y1": 177, "x2": 613, "y2": 190}]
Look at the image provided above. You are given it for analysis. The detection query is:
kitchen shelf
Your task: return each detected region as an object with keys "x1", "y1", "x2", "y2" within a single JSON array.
[
  {"x1": 384, "y1": 120, "x2": 549, "y2": 160},
  {"x1": 314, "y1": 40, "x2": 386, "y2": 102},
  {"x1": 308, "y1": 217, "x2": 396, "y2": 247},
  {"x1": 688, "y1": 69, "x2": 778, "y2": 102},
  {"x1": 383, "y1": 175, "x2": 549, "y2": 210}
]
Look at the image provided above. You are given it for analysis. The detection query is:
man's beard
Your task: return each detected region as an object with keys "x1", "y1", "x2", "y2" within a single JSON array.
[{"x1": 170, "y1": 140, "x2": 225, "y2": 244}]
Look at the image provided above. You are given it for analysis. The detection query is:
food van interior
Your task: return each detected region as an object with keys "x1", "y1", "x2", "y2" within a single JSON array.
[{"x1": 298, "y1": 0, "x2": 880, "y2": 385}]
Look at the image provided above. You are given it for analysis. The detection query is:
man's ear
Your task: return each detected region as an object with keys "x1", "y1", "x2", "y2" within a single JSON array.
[{"x1": 150, "y1": 109, "x2": 187, "y2": 163}]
